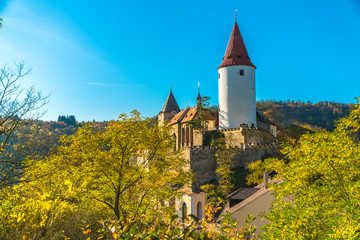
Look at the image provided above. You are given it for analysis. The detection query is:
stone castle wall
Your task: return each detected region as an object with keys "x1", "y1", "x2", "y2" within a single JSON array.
[
  {"x1": 183, "y1": 143, "x2": 278, "y2": 187},
  {"x1": 220, "y1": 126, "x2": 273, "y2": 146}
]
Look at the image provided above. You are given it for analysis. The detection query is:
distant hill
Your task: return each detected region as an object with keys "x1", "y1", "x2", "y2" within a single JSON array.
[
  {"x1": 256, "y1": 100, "x2": 353, "y2": 141},
  {"x1": 13, "y1": 101, "x2": 354, "y2": 155}
]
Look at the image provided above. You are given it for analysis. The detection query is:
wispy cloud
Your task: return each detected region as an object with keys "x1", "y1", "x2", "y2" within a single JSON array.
[{"x1": 85, "y1": 82, "x2": 149, "y2": 87}]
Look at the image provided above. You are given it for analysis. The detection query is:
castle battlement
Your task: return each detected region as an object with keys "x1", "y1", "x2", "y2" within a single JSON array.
[
  {"x1": 219, "y1": 125, "x2": 260, "y2": 132},
  {"x1": 185, "y1": 146, "x2": 217, "y2": 151},
  {"x1": 182, "y1": 142, "x2": 277, "y2": 152}
]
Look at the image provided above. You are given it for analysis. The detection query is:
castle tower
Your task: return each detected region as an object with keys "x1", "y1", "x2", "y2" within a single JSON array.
[
  {"x1": 158, "y1": 89, "x2": 180, "y2": 124},
  {"x1": 218, "y1": 20, "x2": 257, "y2": 129}
]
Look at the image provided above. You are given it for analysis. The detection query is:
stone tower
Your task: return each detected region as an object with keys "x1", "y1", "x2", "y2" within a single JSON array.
[
  {"x1": 158, "y1": 89, "x2": 180, "y2": 124},
  {"x1": 218, "y1": 20, "x2": 257, "y2": 129}
]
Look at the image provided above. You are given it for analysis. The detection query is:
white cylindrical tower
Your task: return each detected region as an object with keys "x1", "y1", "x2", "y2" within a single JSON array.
[{"x1": 218, "y1": 21, "x2": 257, "y2": 129}]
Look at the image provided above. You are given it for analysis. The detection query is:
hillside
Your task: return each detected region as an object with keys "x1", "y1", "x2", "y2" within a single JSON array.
[
  {"x1": 256, "y1": 100, "x2": 353, "y2": 141},
  {"x1": 13, "y1": 101, "x2": 353, "y2": 153}
]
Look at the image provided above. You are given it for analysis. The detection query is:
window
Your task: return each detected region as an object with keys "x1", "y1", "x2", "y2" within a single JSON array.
[
  {"x1": 218, "y1": 73, "x2": 220, "y2": 79},
  {"x1": 197, "y1": 202, "x2": 203, "y2": 219},
  {"x1": 238, "y1": 55, "x2": 241, "y2": 58},
  {"x1": 181, "y1": 202, "x2": 187, "y2": 221},
  {"x1": 239, "y1": 69, "x2": 244, "y2": 76}
]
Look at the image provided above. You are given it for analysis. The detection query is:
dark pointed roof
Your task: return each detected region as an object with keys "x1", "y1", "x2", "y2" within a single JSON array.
[
  {"x1": 161, "y1": 90, "x2": 180, "y2": 113},
  {"x1": 218, "y1": 21, "x2": 256, "y2": 69},
  {"x1": 196, "y1": 89, "x2": 201, "y2": 102}
]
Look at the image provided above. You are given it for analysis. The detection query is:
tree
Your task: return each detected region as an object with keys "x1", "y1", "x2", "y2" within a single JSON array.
[
  {"x1": 248, "y1": 98, "x2": 360, "y2": 239},
  {"x1": 187, "y1": 96, "x2": 212, "y2": 130},
  {"x1": 57, "y1": 115, "x2": 77, "y2": 126},
  {"x1": 0, "y1": 63, "x2": 48, "y2": 188},
  {"x1": 201, "y1": 135, "x2": 236, "y2": 207},
  {"x1": 215, "y1": 137, "x2": 236, "y2": 196},
  {"x1": 0, "y1": 111, "x2": 192, "y2": 238}
]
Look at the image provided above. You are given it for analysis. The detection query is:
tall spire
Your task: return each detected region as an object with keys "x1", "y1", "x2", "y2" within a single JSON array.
[
  {"x1": 218, "y1": 21, "x2": 255, "y2": 69},
  {"x1": 196, "y1": 82, "x2": 201, "y2": 103},
  {"x1": 161, "y1": 89, "x2": 180, "y2": 113}
]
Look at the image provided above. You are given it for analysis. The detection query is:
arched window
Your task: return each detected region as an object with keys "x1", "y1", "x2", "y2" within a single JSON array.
[
  {"x1": 197, "y1": 201, "x2": 202, "y2": 219},
  {"x1": 181, "y1": 202, "x2": 187, "y2": 221}
]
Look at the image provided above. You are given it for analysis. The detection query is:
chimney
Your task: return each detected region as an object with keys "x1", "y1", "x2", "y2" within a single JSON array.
[{"x1": 263, "y1": 171, "x2": 268, "y2": 189}]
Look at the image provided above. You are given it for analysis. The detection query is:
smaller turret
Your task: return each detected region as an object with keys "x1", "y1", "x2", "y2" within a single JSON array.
[{"x1": 158, "y1": 89, "x2": 180, "y2": 125}]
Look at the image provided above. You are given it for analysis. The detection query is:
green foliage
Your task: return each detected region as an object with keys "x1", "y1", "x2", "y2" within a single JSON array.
[
  {"x1": 257, "y1": 98, "x2": 360, "y2": 239},
  {"x1": 203, "y1": 140, "x2": 252, "y2": 208},
  {"x1": 187, "y1": 96, "x2": 212, "y2": 130},
  {"x1": 246, "y1": 158, "x2": 284, "y2": 186},
  {"x1": 200, "y1": 180, "x2": 225, "y2": 207},
  {"x1": 231, "y1": 166, "x2": 254, "y2": 188},
  {"x1": 203, "y1": 130, "x2": 224, "y2": 147},
  {"x1": 215, "y1": 138, "x2": 236, "y2": 196},
  {"x1": 57, "y1": 115, "x2": 77, "y2": 126}
]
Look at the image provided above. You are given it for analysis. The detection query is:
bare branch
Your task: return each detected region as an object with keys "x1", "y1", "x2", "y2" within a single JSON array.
[{"x1": 0, "y1": 62, "x2": 49, "y2": 188}]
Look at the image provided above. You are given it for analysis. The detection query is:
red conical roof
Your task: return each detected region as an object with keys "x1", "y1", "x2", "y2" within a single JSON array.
[{"x1": 218, "y1": 22, "x2": 255, "y2": 69}]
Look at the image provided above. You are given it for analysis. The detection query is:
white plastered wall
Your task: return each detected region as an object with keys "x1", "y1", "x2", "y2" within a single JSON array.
[
  {"x1": 175, "y1": 192, "x2": 206, "y2": 220},
  {"x1": 218, "y1": 65, "x2": 256, "y2": 129}
]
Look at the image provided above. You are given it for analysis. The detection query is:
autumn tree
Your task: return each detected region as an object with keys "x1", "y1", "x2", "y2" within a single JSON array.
[
  {"x1": 248, "y1": 98, "x2": 360, "y2": 239},
  {"x1": 0, "y1": 111, "x2": 192, "y2": 238},
  {"x1": 215, "y1": 137, "x2": 236, "y2": 197},
  {"x1": 0, "y1": 63, "x2": 48, "y2": 188},
  {"x1": 187, "y1": 96, "x2": 212, "y2": 130},
  {"x1": 201, "y1": 135, "x2": 236, "y2": 207}
]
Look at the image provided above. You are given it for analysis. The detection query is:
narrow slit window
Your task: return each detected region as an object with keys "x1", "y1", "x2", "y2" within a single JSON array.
[{"x1": 239, "y1": 69, "x2": 244, "y2": 76}]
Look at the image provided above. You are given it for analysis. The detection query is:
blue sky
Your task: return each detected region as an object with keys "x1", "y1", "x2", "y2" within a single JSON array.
[{"x1": 0, "y1": 0, "x2": 360, "y2": 121}]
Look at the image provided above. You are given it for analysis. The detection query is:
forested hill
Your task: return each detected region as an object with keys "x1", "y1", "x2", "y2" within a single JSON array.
[
  {"x1": 21, "y1": 101, "x2": 353, "y2": 149},
  {"x1": 257, "y1": 100, "x2": 353, "y2": 131}
]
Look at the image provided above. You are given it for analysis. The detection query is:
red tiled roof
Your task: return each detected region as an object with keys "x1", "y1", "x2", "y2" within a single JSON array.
[
  {"x1": 218, "y1": 22, "x2": 256, "y2": 69},
  {"x1": 169, "y1": 106, "x2": 216, "y2": 125},
  {"x1": 181, "y1": 107, "x2": 197, "y2": 123},
  {"x1": 168, "y1": 107, "x2": 189, "y2": 125}
]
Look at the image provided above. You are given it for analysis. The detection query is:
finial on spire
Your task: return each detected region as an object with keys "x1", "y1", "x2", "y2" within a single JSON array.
[
  {"x1": 235, "y1": 9, "x2": 238, "y2": 23},
  {"x1": 196, "y1": 82, "x2": 201, "y2": 103},
  {"x1": 170, "y1": 85, "x2": 174, "y2": 92}
]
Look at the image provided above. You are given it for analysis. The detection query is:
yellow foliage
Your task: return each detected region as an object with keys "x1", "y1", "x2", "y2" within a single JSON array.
[{"x1": 0, "y1": 111, "x2": 192, "y2": 238}]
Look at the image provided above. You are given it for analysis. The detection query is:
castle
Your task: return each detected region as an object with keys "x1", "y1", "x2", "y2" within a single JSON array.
[{"x1": 158, "y1": 19, "x2": 278, "y2": 220}]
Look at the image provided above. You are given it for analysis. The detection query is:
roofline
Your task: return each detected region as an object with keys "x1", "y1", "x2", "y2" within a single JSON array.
[
  {"x1": 217, "y1": 64, "x2": 257, "y2": 71},
  {"x1": 217, "y1": 187, "x2": 271, "y2": 222},
  {"x1": 217, "y1": 179, "x2": 283, "y2": 222},
  {"x1": 169, "y1": 107, "x2": 190, "y2": 126}
]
